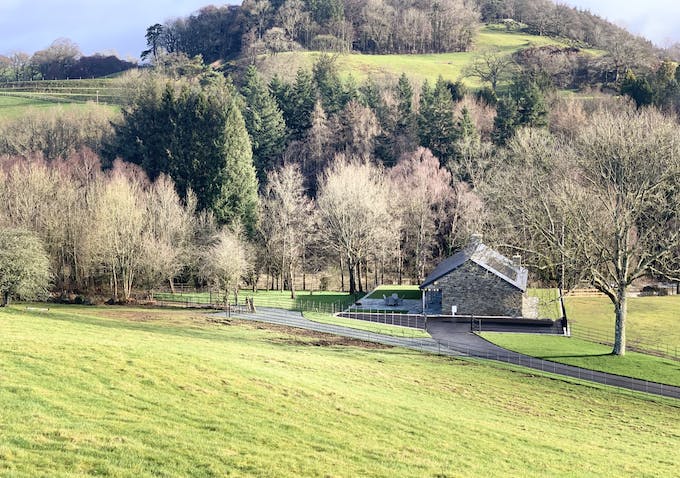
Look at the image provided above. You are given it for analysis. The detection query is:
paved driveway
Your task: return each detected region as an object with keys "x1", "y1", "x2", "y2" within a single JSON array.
[{"x1": 218, "y1": 308, "x2": 680, "y2": 400}]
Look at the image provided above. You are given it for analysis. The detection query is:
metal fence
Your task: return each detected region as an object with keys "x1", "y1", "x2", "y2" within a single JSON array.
[
  {"x1": 337, "y1": 312, "x2": 426, "y2": 329},
  {"x1": 232, "y1": 309, "x2": 680, "y2": 400},
  {"x1": 425, "y1": 337, "x2": 680, "y2": 400},
  {"x1": 570, "y1": 322, "x2": 680, "y2": 361}
]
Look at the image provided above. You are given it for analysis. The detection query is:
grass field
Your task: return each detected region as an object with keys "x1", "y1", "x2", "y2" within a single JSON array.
[
  {"x1": 528, "y1": 289, "x2": 680, "y2": 351},
  {"x1": 257, "y1": 25, "x2": 592, "y2": 85},
  {"x1": 1, "y1": 304, "x2": 679, "y2": 476},
  {"x1": 0, "y1": 95, "x2": 116, "y2": 120},
  {"x1": 566, "y1": 295, "x2": 680, "y2": 348},
  {"x1": 0, "y1": 78, "x2": 125, "y2": 119},
  {"x1": 480, "y1": 334, "x2": 680, "y2": 387},
  {"x1": 154, "y1": 289, "x2": 356, "y2": 313}
]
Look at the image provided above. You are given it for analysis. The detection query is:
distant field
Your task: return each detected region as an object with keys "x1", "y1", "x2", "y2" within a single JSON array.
[
  {"x1": 0, "y1": 94, "x2": 119, "y2": 120},
  {"x1": 528, "y1": 289, "x2": 680, "y2": 351},
  {"x1": 1, "y1": 304, "x2": 678, "y2": 476},
  {"x1": 481, "y1": 333, "x2": 680, "y2": 386},
  {"x1": 154, "y1": 289, "x2": 355, "y2": 313},
  {"x1": 0, "y1": 78, "x2": 125, "y2": 119},
  {"x1": 566, "y1": 295, "x2": 680, "y2": 350},
  {"x1": 257, "y1": 25, "x2": 588, "y2": 85}
]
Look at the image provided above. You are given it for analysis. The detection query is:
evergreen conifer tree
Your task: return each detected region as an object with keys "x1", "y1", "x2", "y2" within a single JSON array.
[
  {"x1": 240, "y1": 65, "x2": 287, "y2": 184},
  {"x1": 417, "y1": 76, "x2": 458, "y2": 163}
]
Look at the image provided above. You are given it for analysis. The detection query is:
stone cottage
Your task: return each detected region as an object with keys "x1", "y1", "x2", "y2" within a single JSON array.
[{"x1": 420, "y1": 235, "x2": 530, "y2": 317}]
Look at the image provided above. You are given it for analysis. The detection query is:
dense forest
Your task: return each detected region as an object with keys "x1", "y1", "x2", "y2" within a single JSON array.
[{"x1": 143, "y1": 0, "x2": 659, "y2": 60}]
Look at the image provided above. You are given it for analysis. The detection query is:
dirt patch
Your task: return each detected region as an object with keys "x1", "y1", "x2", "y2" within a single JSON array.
[{"x1": 237, "y1": 320, "x2": 391, "y2": 349}]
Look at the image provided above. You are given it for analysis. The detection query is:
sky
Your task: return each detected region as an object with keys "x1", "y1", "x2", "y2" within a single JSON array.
[
  {"x1": 1, "y1": 1, "x2": 679, "y2": 59},
  {"x1": 562, "y1": 0, "x2": 680, "y2": 47}
]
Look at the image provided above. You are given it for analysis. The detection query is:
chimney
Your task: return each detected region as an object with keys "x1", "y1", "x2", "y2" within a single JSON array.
[{"x1": 512, "y1": 255, "x2": 522, "y2": 267}]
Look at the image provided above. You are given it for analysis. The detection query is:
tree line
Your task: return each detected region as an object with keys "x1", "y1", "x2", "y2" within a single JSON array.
[
  {"x1": 2, "y1": 54, "x2": 680, "y2": 355},
  {"x1": 142, "y1": 0, "x2": 666, "y2": 62},
  {"x1": 143, "y1": 0, "x2": 479, "y2": 61},
  {"x1": 0, "y1": 38, "x2": 136, "y2": 82}
]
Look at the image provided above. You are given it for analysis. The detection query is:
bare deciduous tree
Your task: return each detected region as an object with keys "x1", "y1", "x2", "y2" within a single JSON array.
[
  {"x1": 261, "y1": 164, "x2": 314, "y2": 298},
  {"x1": 317, "y1": 156, "x2": 392, "y2": 295},
  {"x1": 200, "y1": 228, "x2": 250, "y2": 305},
  {"x1": 488, "y1": 108, "x2": 680, "y2": 355},
  {"x1": 390, "y1": 147, "x2": 454, "y2": 282},
  {"x1": 464, "y1": 48, "x2": 515, "y2": 92}
]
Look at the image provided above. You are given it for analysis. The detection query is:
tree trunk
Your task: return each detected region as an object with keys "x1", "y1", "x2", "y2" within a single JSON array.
[
  {"x1": 340, "y1": 256, "x2": 345, "y2": 292},
  {"x1": 289, "y1": 265, "x2": 296, "y2": 300},
  {"x1": 169, "y1": 278, "x2": 175, "y2": 294},
  {"x1": 356, "y1": 261, "x2": 363, "y2": 293},
  {"x1": 111, "y1": 267, "x2": 118, "y2": 303},
  {"x1": 347, "y1": 258, "x2": 356, "y2": 295},
  {"x1": 2, "y1": 291, "x2": 9, "y2": 307},
  {"x1": 612, "y1": 287, "x2": 627, "y2": 356}
]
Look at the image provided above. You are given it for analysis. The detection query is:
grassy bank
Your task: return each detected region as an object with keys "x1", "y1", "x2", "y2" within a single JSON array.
[
  {"x1": 1, "y1": 304, "x2": 678, "y2": 476},
  {"x1": 480, "y1": 333, "x2": 680, "y2": 386}
]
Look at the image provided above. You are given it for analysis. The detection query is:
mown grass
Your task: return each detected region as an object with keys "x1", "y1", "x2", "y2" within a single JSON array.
[
  {"x1": 480, "y1": 333, "x2": 680, "y2": 387},
  {"x1": 257, "y1": 25, "x2": 589, "y2": 85},
  {"x1": 0, "y1": 95, "x2": 117, "y2": 120},
  {"x1": 303, "y1": 311, "x2": 430, "y2": 338},
  {"x1": 565, "y1": 295, "x2": 680, "y2": 348},
  {"x1": 154, "y1": 289, "x2": 355, "y2": 312},
  {"x1": 528, "y1": 289, "x2": 680, "y2": 351},
  {"x1": 365, "y1": 285, "x2": 422, "y2": 300},
  {"x1": 1, "y1": 304, "x2": 679, "y2": 477}
]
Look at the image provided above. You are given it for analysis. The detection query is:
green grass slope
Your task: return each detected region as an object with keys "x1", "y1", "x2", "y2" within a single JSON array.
[
  {"x1": 257, "y1": 25, "x2": 589, "y2": 85},
  {"x1": 529, "y1": 289, "x2": 680, "y2": 353},
  {"x1": 480, "y1": 334, "x2": 680, "y2": 386},
  {"x1": 565, "y1": 295, "x2": 680, "y2": 349},
  {"x1": 1, "y1": 304, "x2": 678, "y2": 477}
]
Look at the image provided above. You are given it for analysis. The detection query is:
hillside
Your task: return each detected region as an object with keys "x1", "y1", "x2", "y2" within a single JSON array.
[
  {"x1": 254, "y1": 25, "x2": 599, "y2": 85},
  {"x1": 1, "y1": 305, "x2": 678, "y2": 476}
]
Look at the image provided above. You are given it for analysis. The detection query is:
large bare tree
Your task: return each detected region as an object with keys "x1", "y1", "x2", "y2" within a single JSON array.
[
  {"x1": 389, "y1": 148, "x2": 454, "y2": 282},
  {"x1": 488, "y1": 108, "x2": 680, "y2": 355},
  {"x1": 316, "y1": 156, "x2": 392, "y2": 295},
  {"x1": 260, "y1": 164, "x2": 314, "y2": 298}
]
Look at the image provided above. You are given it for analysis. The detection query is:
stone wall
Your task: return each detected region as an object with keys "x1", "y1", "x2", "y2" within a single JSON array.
[{"x1": 431, "y1": 261, "x2": 523, "y2": 316}]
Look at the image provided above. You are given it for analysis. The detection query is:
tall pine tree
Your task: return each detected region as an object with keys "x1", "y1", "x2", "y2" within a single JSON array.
[
  {"x1": 417, "y1": 76, "x2": 458, "y2": 164},
  {"x1": 240, "y1": 65, "x2": 287, "y2": 184},
  {"x1": 109, "y1": 74, "x2": 260, "y2": 234}
]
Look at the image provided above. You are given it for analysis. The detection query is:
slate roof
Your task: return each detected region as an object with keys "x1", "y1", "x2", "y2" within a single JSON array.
[{"x1": 420, "y1": 242, "x2": 528, "y2": 292}]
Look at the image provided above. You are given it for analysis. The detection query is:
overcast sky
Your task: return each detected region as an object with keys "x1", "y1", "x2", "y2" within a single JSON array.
[
  {"x1": 563, "y1": 0, "x2": 680, "y2": 47},
  {"x1": 1, "y1": 1, "x2": 679, "y2": 59}
]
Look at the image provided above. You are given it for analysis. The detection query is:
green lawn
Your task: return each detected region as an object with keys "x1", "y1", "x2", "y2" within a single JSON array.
[
  {"x1": 0, "y1": 94, "x2": 119, "y2": 120},
  {"x1": 365, "y1": 285, "x2": 422, "y2": 300},
  {"x1": 154, "y1": 289, "x2": 355, "y2": 313},
  {"x1": 480, "y1": 333, "x2": 680, "y2": 387},
  {"x1": 528, "y1": 289, "x2": 680, "y2": 353},
  {"x1": 303, "y1": 311, "x2": 430, "y2": 338},
  {"x1": 257, "y1": 25, "x2": 593, "y2": 85},
  {"x1": 1, "y1": 304, "x2": 679, "y2": 476},
  {"x1": 565, "y1": 295, "x2": 680, "y2": 349}
]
